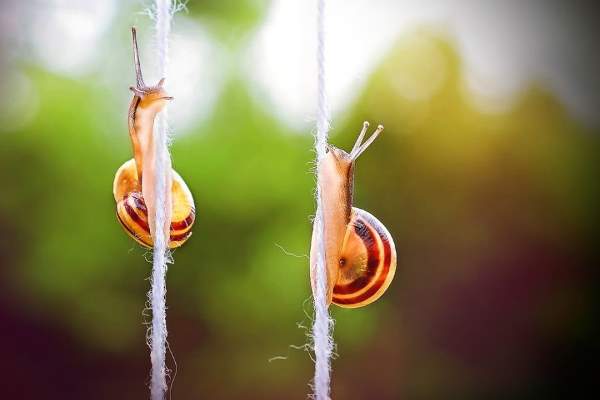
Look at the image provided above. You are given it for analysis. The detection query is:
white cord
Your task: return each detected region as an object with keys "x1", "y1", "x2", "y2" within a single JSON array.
[
  {"x1": 150, "y1": 0, "x2": 173, "y2": 399},
  {"x1": 311, "y1": 0, "x2": 333, "y2": 398}
]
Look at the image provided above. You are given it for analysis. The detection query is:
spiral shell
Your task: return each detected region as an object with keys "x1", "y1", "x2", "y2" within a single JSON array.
[
  {"x1": 113, "y1": 159, "x2": 195, "y2": 249},
  {"x1": 331, "y1": 207, "x2": 397, "y2": 308}
]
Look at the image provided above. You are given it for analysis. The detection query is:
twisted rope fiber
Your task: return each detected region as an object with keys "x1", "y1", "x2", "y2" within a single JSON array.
[
  {"x1": 312, "y1": 0, "x2": 333, "y2": 398},
  {"x1": 150, "y1": 0, "x2": 173, "y2": 398}
]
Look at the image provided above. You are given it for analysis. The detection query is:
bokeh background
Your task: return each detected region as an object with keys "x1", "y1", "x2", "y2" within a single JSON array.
[{"x1": 1, "y1": 0, "x2": 598, "y2": 398}]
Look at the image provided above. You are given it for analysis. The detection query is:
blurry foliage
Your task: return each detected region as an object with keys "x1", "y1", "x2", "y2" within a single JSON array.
[
  {"x1": 186, "y1": 0, "x2": 271, "y2": 42},
  {"x1": 0, "y1": 11, "x2": 598, "y2": 400}
]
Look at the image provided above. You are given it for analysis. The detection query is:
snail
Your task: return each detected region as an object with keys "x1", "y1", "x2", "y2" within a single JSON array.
[
  {"x1": 310, "y1": 122, "x2": 397, "y2": 308},
  {"x1": 113, "y1": 27, "x2": 195, "y2": 249}
]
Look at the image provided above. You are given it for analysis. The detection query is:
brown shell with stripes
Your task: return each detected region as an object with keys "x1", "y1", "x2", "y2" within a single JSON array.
[
  {"x1": 331, "y1": 207, "x2": 396, "y2": 308},
  {"x1": 113, "y1": 159, "x2": 195, "y2": 249},
  {"x1": 310, "y1": 122, "x2": 396, "y2": 308},
  {"x1": 113, "y1": 27, "x2": 195, "y2": 249}
]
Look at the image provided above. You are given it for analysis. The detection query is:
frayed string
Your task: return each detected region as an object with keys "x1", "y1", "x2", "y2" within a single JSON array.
[
  {"x1": 310, "y1": 0, "x2": 333, "y2": 399},
  {"x1": 148, "y1": 1, "x2": 174, "y2": 399}
]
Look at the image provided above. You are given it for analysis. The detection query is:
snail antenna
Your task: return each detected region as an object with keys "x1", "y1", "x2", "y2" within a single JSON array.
[
  {"x1": 350, "y1": 122, "x2": 384, "y2": 160},
  {"x1": 131, "y1": 27, "x2": 145, "y2": 89},
  {"x1": 351, "y1": 121, "x2": 370, "y2": 156}
]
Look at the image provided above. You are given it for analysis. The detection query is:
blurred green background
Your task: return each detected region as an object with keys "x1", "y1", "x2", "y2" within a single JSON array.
[{"x1": 1, "y1": 0, "x2": 598, "y2": 399}]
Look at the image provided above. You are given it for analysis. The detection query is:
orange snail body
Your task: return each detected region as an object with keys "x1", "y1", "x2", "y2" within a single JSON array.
[
  {"x1": 113, "y1": 27, "x2": 195, "y2": 249},
  {"x1": 310, "y1": 122, "x2": 396, "y2": 308}
]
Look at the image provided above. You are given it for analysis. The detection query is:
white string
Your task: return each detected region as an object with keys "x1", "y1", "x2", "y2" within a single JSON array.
[
  {"x1": 150, "y1": 0, "x2": 173, "y2": 399},
  {"x1": 311, "y1": 0, "x2": 333, "y2": 399}
]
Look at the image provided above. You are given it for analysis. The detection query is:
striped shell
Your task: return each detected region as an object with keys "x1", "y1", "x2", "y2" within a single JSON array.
[
  {"x1": 332, "y1": 207, "x2": 397, "y2": 308},
  {"x1": 113, "y1": 159, "x2": 195, "y2": 249}
]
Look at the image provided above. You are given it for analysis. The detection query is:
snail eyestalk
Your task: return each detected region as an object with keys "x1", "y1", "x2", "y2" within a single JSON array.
[
  {"x1": 350, "y1": 122, "x2": 384, "y2": 160},
  {"x1": 131, "y1": 27, "x2": 145, "y2": 89},
  {"x1": 350, "y1": 121, "x2": 370, "y2": 156}
]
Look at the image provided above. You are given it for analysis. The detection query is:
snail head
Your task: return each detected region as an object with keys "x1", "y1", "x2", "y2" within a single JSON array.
[
  {"x1": 129, "y1": 27, "x2": 174, "y2": 106},
  {"x1": 325, "y1": 121, "x2": 384, "y2": 175}
]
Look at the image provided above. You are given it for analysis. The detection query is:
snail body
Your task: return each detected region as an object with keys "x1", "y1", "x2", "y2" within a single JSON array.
[
  {"x1": 113, "y1": 28, "x2": 195, "y2": 249},
  {"x1": 310, "y1": 122, "x2": 396, "y2": 308}
]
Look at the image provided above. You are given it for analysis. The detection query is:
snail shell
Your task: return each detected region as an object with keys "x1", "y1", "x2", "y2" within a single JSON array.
[
  {"x1": 331, "y1": 207, "x2": 396, "y2": 308},
  {"x1": 113, "y1": 159, "x2": 195, "y2": 249}
]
